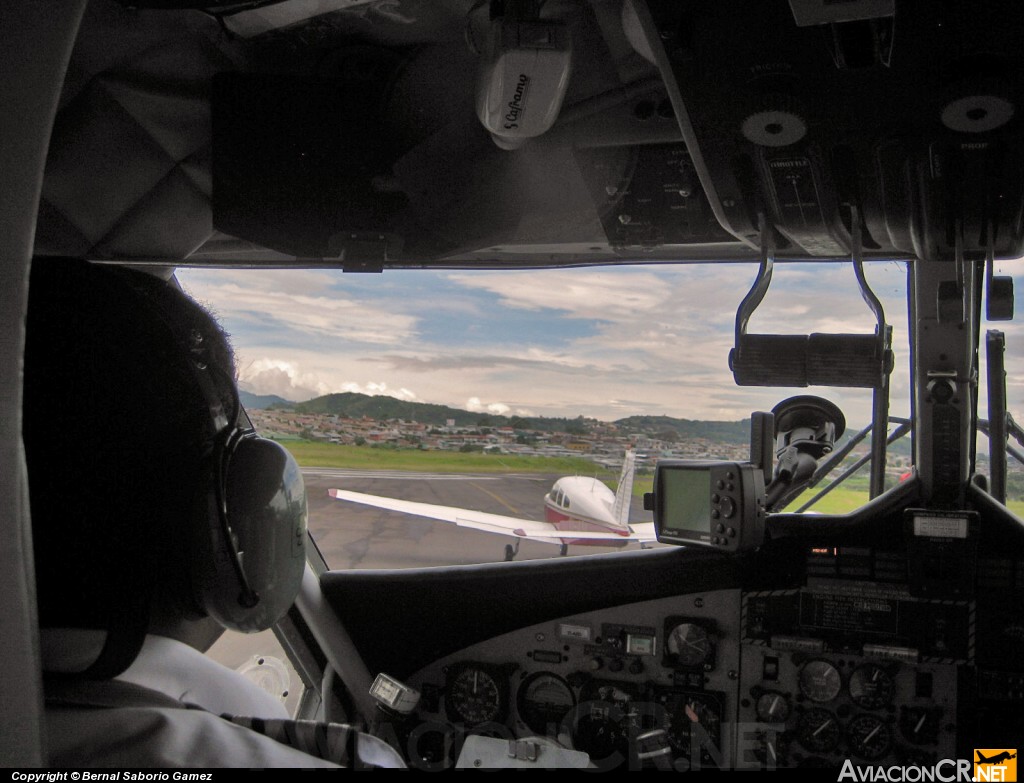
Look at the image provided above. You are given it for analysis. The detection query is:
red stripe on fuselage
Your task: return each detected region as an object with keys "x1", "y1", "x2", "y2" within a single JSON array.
[{"x1": 544, "y1": 504, "x2": 630, "y2": 547}]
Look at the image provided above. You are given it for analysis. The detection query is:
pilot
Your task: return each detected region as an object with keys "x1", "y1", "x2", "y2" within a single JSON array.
[{"x1": 22, "y1": 259, "x2": 402, "y2": 768}]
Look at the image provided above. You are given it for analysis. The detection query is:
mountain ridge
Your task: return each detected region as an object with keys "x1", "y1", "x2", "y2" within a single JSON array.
[
  {"x1": 239, "y1": 390, "x2": 294, "y2": 410},
  {"x1": 246, "y1": 390, "x2": 751, "y2": 442}
]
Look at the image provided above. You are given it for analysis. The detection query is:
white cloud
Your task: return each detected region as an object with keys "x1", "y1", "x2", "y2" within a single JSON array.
[
  {"x1": 466, "y1": 397, "x2": 511, "y2": 416},
  {"x1": 238, "y1": 358, "x2": 330, "y2": 401},
  {"x1": 339, "y1": 382, "x2": 419, "y2": 401},
  {"x1": 362, "y1": 347, "x2": 619, "y2": 376},
  {"x1": 447, "y1": 269, "x2": 674, "y2": 323},
  {"x1": 177, "y1": 262, "x2": 931, "y2": 425},
  {"x1": 235, "y1": 355, "x2": 422, "y2": 404},
  {"x1": 183, "y1": 268, "x2": 339, "y2": 297},
  {"x1": 179, "y1": 270, "x2": 419, "y2": 346}
]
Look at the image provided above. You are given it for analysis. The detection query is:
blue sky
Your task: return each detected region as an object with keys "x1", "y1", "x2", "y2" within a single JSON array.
[{"x1": 178, "y1": 261, "x2": 1023, "y2": 428}]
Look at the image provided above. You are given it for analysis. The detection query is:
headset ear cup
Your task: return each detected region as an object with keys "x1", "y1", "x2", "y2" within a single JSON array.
[{"x1": 201, "y1": 435, "x2": 307, "y2": 632}]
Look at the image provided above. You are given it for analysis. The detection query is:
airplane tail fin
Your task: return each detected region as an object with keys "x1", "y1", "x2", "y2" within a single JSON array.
[{"x1": 611, "y1": 450, "x2": 636, "y2": 528}]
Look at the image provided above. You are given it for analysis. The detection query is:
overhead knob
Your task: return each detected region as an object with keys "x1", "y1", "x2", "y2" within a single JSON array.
[
  {"x1": 941, "y1": 94, "x2": 1015, "y2": 133},
  {"x1": 741, "y1": 94, "x2": 807, "y2": 147}
]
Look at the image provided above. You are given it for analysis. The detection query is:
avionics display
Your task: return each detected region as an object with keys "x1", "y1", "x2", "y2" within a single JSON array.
[
  {"x1": 649, "y1": 461, "x2": 765, "y2": 552},
  {"x1": 660, "y1": 468, "x2": 712, "y2": 538}
]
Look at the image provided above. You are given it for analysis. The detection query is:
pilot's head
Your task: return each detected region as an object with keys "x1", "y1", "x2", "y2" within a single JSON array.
[{"x1": 23, "y1": 260, "x2": 306, "y2": 676}]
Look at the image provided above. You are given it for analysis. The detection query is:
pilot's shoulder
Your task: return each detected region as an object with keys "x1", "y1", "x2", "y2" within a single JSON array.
[{"x1": 46, "y1": 705, "x2": 341, "y2": 768}]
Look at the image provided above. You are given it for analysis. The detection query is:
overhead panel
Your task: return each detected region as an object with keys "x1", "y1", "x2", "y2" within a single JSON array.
[{"x1": 644, "y1": 0, "x2": 1024, "y2": 261}]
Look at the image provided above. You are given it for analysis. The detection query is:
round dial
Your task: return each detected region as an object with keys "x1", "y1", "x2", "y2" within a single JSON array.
[
  {"x1": 796, "y1": 708, "x2": 841, "y2": 754},
  {"x1": 572, "y1": 712, "x2": 629, "y2": 766},
  {"x1": 899, "y1": 706, "x2": 942, "y2": 746},
  {"x1": 667, "y1": 693, "x2": 722, "y2": 754},
  {"x1": 570, "y1": 682, "x2": 637, "y2": 766},
  {"x1": 666, "y1": 622, "x2": 712, "y2": 668},
  {"x1": 516, "y1": 672, "x2": 575, "y2": 736},
  {"x1": 755, "y1": 691, "x2": 792, "y2": 723},
  {"x1": 798, "y1": 660, "x2": 842, "y2": 703},
  {"x1": 848, "y1": 664, "x2": 895, "y2": 710},
  {"x1": 446, "y1": 666, "x2": 504, "y2": 725},
  {"x1": 847, "y1": 713, "x2": 893, "y2": 761}
]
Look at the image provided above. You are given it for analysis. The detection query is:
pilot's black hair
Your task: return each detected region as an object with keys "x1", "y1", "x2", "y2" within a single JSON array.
[{"x1": 23, "y1": 259, "x2": 236, "y2": 674}]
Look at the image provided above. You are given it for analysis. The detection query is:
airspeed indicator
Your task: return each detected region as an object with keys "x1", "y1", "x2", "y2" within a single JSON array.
[{"x1": 446, "y1": 664, "x2": 506, "y2": 726}]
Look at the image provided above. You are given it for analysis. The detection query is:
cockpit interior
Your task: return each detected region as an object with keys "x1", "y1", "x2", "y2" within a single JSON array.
[{"x1": 3, "y1": 0, "x2": 1024, "y2": 771}]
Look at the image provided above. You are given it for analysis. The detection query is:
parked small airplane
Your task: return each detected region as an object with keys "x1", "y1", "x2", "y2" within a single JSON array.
[{"x1": 328, "y1": 451, "x2": 657, "y2": 560}]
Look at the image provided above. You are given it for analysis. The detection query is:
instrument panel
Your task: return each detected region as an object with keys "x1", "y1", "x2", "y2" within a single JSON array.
[
  {"x1": 737, "y1": 645, "x2": 956, "y2": 768},
  {"x1": 388, "y1": 544, "x2": 980, "y2": 770},
  {"x1": 401, "y1": 590, "x2": 741, "y2": 771}
]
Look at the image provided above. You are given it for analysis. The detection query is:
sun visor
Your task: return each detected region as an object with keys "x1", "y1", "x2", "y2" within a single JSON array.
[
  {"x1": 212, "y1": 73, "x2": 409, "y2": 263},
  {"x1": 211, "y1": 71, "x2": 607, "y2": 264}
]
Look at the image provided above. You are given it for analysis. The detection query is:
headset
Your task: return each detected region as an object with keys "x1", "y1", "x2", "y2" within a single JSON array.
[{"x1": 126, "y1": 272, "x2": 308, "y2": 633}]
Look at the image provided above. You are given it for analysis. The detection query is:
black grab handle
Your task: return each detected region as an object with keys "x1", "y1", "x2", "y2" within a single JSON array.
[{"x1": 730, "y1": 333, "x2": 893, "y2": 388}]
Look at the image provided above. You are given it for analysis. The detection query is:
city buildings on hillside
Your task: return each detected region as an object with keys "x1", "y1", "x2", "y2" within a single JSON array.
[{"x1": 247, "y1": 407, "x2": 915, "y2": 477}]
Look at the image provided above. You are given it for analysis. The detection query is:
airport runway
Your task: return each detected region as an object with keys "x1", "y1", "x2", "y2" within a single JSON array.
[{"x1": 302, "y1": 467, "x2": 654, "y2": 570}]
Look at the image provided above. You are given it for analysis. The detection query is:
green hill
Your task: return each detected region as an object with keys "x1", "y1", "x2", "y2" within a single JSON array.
[
  {"x1": 254, "y1": 390, "x2": 907, "y2": 453},
  {"x1": 613, "y1": 415, "x2": 750, "y2": 443},
  {"x1": 239, "y1": 390, "x2": 294, "y2": 410},
  {"x1": 295, "y1": 393, "x2": 486, "y2": 426},
  {"x1": 291, "y1": 392, "x2": 751, "y2": 441}
]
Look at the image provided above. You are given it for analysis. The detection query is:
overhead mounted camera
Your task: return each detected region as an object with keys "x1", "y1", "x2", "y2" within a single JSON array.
[{"x1": 475, "y1": 0, "x2": 573, "y2": 150}]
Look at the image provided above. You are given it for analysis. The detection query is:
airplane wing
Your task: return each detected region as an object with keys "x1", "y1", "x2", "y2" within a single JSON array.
[
  {"x1": 626, "y1": 522, "x2": 656, "y2": 540},
  {"x1": 328, "y1": 489, "x2": 657, "y2": 545}
]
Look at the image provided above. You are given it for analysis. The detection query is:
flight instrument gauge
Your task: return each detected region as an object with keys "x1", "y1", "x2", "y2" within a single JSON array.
[
  {"x1": 798, "y1": 660, "x2": 842, "y2": 703},
  {"x1": 796, "y1": 708, "x2": 841, "y2": 754},
  {"x1": 898, "y1": 706, "x2": 942, "y2": 746},
  {"x1": 664, "y1": 619, "x2": 715, "y2": 669},
  {"x1": 663, "y1": 691, "x2": 724, "y2": 762},
  {"x1": 847, "y1": 714, "x2": 893, "y2": 761},
  {"x1": 445, "y1": 664, "x2": 507, "y2": 726},
  {"x1": 571, "y1": 680, "x2": 640, "y2": 767},
  {"x1": 848, "y1": 664, "x2": 895, "y2": 710},
  {"x1": 516, "y1": 672, "x2": 576, "y2": 736},
  {"x1": 755, "y1": 691, "x2": 792, "y2": 723}
]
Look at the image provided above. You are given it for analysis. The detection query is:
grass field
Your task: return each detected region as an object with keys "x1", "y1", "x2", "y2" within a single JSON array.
[
  {"x1": 627, "y1": 477, "x2": 873, "y2": 512},
  {"x1": 791, "y1": 487, "x2": 1024, "y2": 516},
  {"x1": 281, "y1": 441, "x2": 613, "y2": 477},
  {"x1": 789, "y1": 487, "x2": 876, "y2": 514},
  {"x1": 283, "y1": 440, "x2": 1024, "y2": 516},
  {"x1": 635, "y1": 473, "x2": 1024, "y2": 515}
]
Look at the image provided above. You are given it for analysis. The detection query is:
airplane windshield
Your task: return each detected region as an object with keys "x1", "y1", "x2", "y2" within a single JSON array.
[{"x1": 171, "y1": 258, "x2": 1002, "y2": 570}]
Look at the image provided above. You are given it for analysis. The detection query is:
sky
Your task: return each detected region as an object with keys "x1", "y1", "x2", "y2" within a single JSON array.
[{"x1": 177, "y1": 261, "x2": 1024, "y2": 430}]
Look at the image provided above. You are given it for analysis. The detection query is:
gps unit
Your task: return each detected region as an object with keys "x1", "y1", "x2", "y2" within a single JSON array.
[{"x1": 646, "y1": 460, "x2": 766, "y2": 552}]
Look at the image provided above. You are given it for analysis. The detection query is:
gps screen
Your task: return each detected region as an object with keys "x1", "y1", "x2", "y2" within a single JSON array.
[{"x1": 660, "y1": 467, "x2": 712, "y2": 536}]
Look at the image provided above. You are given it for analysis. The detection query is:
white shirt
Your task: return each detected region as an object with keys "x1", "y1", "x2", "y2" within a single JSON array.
[{"x1": 42, "y1": 630, "x2": 402, "y2": 768}]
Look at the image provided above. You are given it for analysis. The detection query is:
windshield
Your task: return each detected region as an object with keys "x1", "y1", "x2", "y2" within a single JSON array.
[{"x1": 172, "y1": 259, "x2": 987, "y2": 570}]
